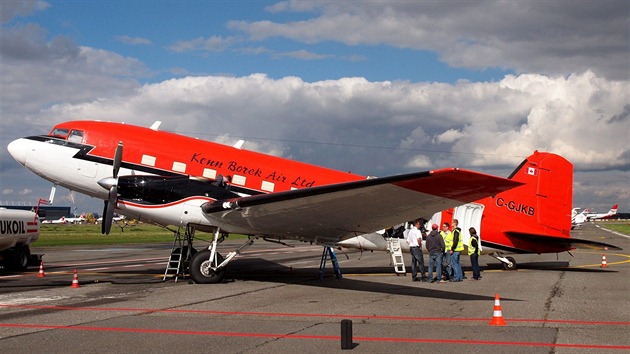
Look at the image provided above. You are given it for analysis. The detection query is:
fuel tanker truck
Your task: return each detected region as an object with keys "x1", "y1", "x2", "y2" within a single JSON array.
[{"x1": 0, "y1": 208, "x2": 41, "y2": 271}]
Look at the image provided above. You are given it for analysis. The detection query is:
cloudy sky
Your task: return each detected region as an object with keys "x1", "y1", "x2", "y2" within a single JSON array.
[{"x1": 1, "y1": 0, "x2": 628, "y2": 216}]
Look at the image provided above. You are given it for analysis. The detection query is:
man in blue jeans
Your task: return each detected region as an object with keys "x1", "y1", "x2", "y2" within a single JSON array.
[
  {"x1": 449, "y1": 219, "x2": 464, "y2": 282},
  {"x1": 426, "y1": 223, "x2": 445, "y2": 283},
  {"x1": 405, "y1": 219, "x2": 426, "y2": 281}
]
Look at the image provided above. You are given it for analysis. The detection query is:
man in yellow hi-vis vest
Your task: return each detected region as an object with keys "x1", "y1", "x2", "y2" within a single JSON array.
[
  {"x1": 450, "y1": 219, "x2": 464, "y2": 282},
  {"x1": 468, "y1": 227, "x2": 482, "y2": 280},
  {"x1": 440, "y1": 222, "x2": 453, "y2": 280}
]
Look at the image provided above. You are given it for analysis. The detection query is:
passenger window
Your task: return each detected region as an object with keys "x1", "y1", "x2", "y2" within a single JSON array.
[{"x1": 67, "y1": 130, "x2": 84, "y2": 143}]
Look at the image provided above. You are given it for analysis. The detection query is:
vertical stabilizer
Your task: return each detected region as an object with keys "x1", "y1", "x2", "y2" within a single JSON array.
[{"x1": 482, "y1": 151, "x2": 573, "y2": 243}]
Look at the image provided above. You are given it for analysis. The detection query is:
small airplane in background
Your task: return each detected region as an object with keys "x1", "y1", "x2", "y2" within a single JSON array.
[
  {"x1": 571, "y1": 208, "x2": 588, "y2": 229},
  {"x1": 7, "y1": 120, "x2": 621, "y2": 282},
  {"x1": 585, "y1": 204, "x2": 618, "y2": 220},
  {"x1": 96, "y1": 214, "x2": 125, "y2": 224},
  {"x1": 41, "y1": 216, "x2": 68, "y2": 224}
]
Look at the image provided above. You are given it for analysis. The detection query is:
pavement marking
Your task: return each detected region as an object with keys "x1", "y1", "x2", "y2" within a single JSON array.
[
  {"x1": 0, "y1": 323, "x2": 628, "y2": 350},
  {"x1": 1, "y1": 304, "x2": 628, "y2": 326}
]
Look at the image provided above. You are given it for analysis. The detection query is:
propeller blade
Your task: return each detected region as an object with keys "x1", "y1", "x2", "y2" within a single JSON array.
[
  {"x1": 101, "y1": 201, "x2": 108, "y2": 234},
  {"x1": 113, "y1": 141, "x2": 123, "y2": 179},
  {"x1": 102, "y1": 185, "x2": 117, "y2": 235}
]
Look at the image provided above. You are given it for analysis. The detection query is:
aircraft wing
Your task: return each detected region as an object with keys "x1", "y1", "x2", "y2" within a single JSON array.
[
  {"x1": 505, "y1": 232, "x2": 623, "y2": 251},
  {"x1": 201, "y1": 168, "x2": 521, "y2": 244}
]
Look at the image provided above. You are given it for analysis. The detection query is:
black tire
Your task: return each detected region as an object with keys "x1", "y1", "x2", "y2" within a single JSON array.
[
  {"x1": 189, "y1": 250, "x2": 225, "y2": 284},
  {"x1": 502, "y1": 256, "x2": 518, "y2": 271},
  {"x1": 3, "y1": 245, "x2": 30, "y2": 271}
]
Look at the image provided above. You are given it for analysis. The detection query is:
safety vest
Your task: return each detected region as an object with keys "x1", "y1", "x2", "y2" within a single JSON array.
[
  {"x1": 453, "y1": 228, "x2": 464, "y2": 252},
  {"x1": 441, "y1": 230, "x2": 453, "y2": 250},
  {"x1": 468, "y1": 235, "x2": 481, "y2": 255}
]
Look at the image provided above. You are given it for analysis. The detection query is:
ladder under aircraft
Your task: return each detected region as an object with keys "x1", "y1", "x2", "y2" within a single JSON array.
[{"x1": 387, "y1": 238, "x2": 406, "y2": 274}]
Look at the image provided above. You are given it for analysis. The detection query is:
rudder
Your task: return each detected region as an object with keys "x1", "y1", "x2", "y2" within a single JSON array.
[{"x1": 504, "y1": 151, "x2": 573, "y2": 236}]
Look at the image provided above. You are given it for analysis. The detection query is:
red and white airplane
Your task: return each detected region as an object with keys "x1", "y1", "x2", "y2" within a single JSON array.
[
  {"x1": 585, "y1": 204, "x2": 618, "y2": 221},
  {"x1": 7, "y1": 120, "x2": 620, "y2": 282}
]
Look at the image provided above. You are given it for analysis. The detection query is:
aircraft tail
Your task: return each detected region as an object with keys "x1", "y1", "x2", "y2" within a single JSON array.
[
  {"x1": 478, "y1": 151, "x2": 574, "y2": 253},
  {"x1": 480, "y1": 151, "x2": 621, "y2": 252},
  {"x1": 503, "y1": 150, "x2": 573, "y2": 237},
  {"x1": 609, "y1": 204, "x2": 618, "y2": 216}
]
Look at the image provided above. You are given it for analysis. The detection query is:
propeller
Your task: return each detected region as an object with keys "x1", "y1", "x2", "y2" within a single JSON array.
[{"x1": 98, "y1": 142, "x2": 123, "y2": 234}]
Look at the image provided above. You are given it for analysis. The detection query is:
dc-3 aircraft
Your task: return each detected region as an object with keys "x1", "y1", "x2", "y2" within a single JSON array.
[
  {"x1": 7, "y1": 121, "x2": 620, "y2": 283},
  {"x1": 0, "y1": 208, "x2": 40, "y2": 270}
]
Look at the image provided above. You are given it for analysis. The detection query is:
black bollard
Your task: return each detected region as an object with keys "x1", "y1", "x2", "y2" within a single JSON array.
[{"x1": 341, "y1": 319, "x2": 353, "y2": 350}]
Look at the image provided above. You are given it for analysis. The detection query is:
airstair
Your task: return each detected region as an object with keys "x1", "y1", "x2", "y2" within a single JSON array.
[
  {"x1": 387, "y1": 238, "x2": 406, "y2": 274},
  {"x1": 163, "y1": 225, "x2": 195, "y2": 282}
]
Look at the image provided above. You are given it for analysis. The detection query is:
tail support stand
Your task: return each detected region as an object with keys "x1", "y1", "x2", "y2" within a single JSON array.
[{"x1": 319, "y1": 246, "x2": 342, "y2": 280}]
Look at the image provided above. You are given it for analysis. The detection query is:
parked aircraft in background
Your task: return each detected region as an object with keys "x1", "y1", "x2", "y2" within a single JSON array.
[
  {"x1": 585, "y1": 204, "x2": 618, "y2": 220},
  {"x1": 96, "y1": 214, "x2": 125, "y2": 224},
  {"x1": 7, "y1": 121, "x2": 621, "y2": 282},
  {"x1": 65, "y1": 212, "x2": 86, "y2": 224},
  {"x1": 42, "y1": 212, "x2": 86, "y2": 225},
  {"x1": 0, "y1": 208, "x2": 40, "y2": 270},
  {"x1": 41, "y1": 216, "x2": 68, "y2": 224},
  {"x1": 571, "y1": 208, "x2": 588, "y2": 229}
]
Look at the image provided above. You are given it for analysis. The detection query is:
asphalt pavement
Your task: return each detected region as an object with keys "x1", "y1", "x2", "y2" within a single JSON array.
[{"x1": 0, "y1": 222, "x2": 628, "y2": 353}]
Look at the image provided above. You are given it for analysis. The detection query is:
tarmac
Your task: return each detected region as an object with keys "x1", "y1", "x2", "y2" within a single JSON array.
[{"x1": 0, "y1": 222, "x2": 628, "y2": 353}]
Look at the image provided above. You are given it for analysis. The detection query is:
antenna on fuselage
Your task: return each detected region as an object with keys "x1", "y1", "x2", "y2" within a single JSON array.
[{"x1": 150, "y1": 121, "x2": 162, "y2": 131}]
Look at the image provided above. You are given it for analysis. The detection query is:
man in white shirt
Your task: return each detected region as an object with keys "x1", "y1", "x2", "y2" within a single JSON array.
[{"x1": 406, "y1": 220, "x2": 426, "y2": 282}]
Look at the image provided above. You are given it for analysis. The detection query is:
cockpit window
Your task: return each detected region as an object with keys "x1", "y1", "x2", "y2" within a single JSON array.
[
  {"x1": 68, "y1": 130, "x2": 84, "y2": 143},
  {"x1": 49, "y1": 128, "x2": 70, "y2": 138},
  {"x1": 48, "y1": 128, "x2": 84, "y2": 143}
]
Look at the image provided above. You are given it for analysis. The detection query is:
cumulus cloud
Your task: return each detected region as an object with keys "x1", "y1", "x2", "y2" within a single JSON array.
[{"x1": 28, "y1": 72, "x2": 628, "y2": 174}]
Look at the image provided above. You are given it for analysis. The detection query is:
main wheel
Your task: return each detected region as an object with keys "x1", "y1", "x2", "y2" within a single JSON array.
[
  {"x1": 189, "y1": 250, "x2": 225, "y2": 284},
  {"x1": 3, "y1": 245, "x2": 30, "y2": 271},
  {"x1": 502, "y1": 256, "x2": 517, "y2": 271}
]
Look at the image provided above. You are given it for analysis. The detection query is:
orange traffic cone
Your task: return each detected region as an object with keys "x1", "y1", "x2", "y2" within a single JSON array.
[
  {"x1": 37, "y1": 261, "x2": 45, "y2": 278},
  {"x1": 601, "y1": 254, "x2": 608, "y2": 268},
  {"x1": 489, "y1": 293, "x2": 507, "y2": 326},
  {"x1": 71, "y1": 268, "x2": 80, "y2": 288}
]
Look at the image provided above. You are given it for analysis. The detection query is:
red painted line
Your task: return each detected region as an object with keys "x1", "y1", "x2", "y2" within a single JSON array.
[
  {"x1": 1, "y1": 304, "x2": 628, "y2": 326},
  {"x1": 0, "y1": 323, "x2": 628, "y2": 350}
]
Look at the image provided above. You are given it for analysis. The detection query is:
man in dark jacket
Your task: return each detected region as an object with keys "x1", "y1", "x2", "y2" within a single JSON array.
[{"x1": 426, "y1": 224, "x2": 446, "y2": 283}]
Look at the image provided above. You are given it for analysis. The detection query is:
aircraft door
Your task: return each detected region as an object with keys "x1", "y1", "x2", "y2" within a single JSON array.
[
  {"x1": 452, "y1": 203, "x2": 484, "y2": 247},
  {"x1": 77, "y1": 159, "x2": 98, "y2": 178}
]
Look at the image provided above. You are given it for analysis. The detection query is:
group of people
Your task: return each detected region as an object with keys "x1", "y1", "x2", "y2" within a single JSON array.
[{"x1": 403, "y1": 218, "x2": 482, "y2": 283}]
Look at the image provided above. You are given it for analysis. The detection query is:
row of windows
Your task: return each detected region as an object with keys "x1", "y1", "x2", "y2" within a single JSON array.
[{"x1": 140, "y1": 154, "x2": 277, "y2": 193}]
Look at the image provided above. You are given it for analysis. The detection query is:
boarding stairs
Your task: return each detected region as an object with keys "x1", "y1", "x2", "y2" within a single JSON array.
[
  {"x1": 163, "y1": 225, "x2": 195, "y2": 282},
  {"x1": 387, "y1": 238, "x2": 406, "y2": 274}
]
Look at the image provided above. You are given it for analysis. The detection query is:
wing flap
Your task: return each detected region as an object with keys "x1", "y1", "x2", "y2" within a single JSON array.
[{"x1": 202, "y1": 169, "x2": 522, "y2": 243}]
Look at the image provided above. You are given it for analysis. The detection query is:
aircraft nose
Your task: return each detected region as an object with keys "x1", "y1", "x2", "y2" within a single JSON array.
[{"x1": 7, "y1": 138, "x2": 30, "y2": 166}]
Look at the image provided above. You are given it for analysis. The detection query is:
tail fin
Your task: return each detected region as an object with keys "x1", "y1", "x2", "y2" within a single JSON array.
[
  {"x1": 610, "y1": 204, "x2": 618, "y2": 215},
  {"x1": 501, "y1": 150, "x2": 573, "y2": 237}
]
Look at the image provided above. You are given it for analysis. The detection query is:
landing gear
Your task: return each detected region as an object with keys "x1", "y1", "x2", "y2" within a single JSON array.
[
  {"x1": 190, "y1": 250, "x2": 226, "y2": 284},
  {"x1": 491, "y1": 252, "x2": 518, "y2": 271},
  {"x1": 502, "y1": 256, "x2": 517, "y2": 271},
  {"x1": 187, "y1": 226, "x2": 255, "y2": 284}
]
